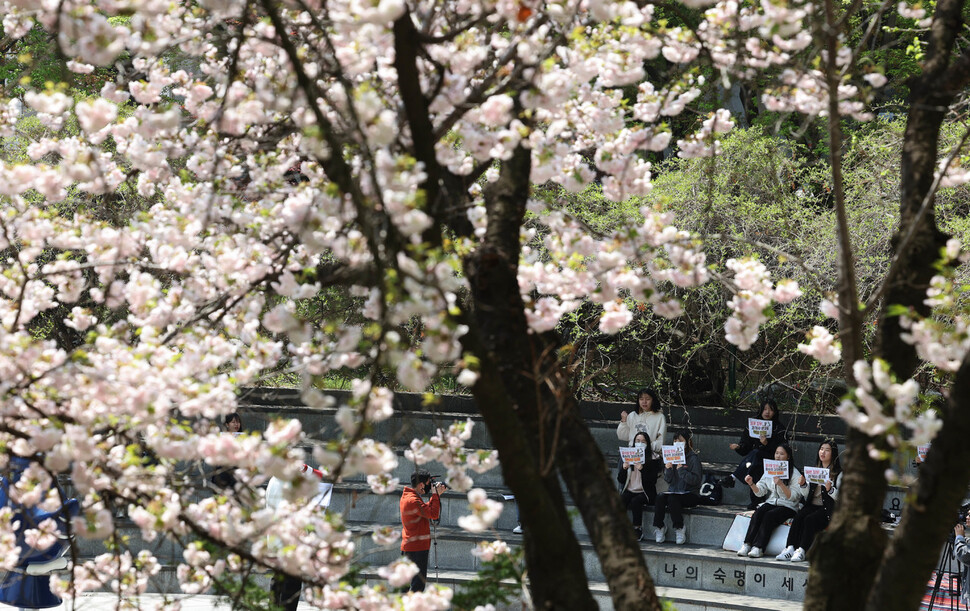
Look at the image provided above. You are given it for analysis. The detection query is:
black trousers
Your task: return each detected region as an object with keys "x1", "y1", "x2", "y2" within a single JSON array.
[
  {"x1": 642, "y1": 458, "x2": 662, "y2": 502},
  {"x1": 744, "y1": 502, "x2": 796, "y2": 549},
  {"x1": 733, "y1": 449, "x2": 765, "y2": 483},
  {"x1": 271, "y1": 572, "x2": 302, "y2": 611},
  {"x1": 653, "y1": 492, "x2": 701, "y2": 530},
  {"x1": 786, "y1": 503, "x2": 829, "y2": 550},
  {"x1": 404, "y1": 549, "x2": 430, "y2": 592},
  {"x1": 621, "y1": 490, "x2": 650, "y2": 528}
]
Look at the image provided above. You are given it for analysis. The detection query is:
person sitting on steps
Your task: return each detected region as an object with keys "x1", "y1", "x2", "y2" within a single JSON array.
[
  {"x1": 653, "y1": 429, "x2": 704, "y2": 545},
  {"x1": 617, "y1": 431, "x2": 653, "y2": 541},
  {"x1": 737, "y1": 443, "x2": 807, "y2": 558},
  {"x1": 617, "y1": 388, "x2": 666, "y2": 506},
  {"x1": 776, "y1": 440, "x2": 842, "y2": 562},
  {"x1": 721, "y1": 399, "x2": 790, "y2": 509}
]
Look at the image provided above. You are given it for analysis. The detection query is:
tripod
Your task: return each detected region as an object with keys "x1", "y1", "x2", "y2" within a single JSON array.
[
  {"x1": 928, "y1": 536, "x2": 963, "y2": 611},
  {"x1": 430, "y1": 517, "x2": 440, "y2": 585}
]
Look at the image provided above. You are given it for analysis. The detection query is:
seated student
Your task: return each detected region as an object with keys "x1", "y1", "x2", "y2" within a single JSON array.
[
  {"x1": 777, "y1": 440, "x2": 842, "y2": 562},
  {"x1": 617, "y1": 431, "x2": 653, "y2": 541},
  {"x1": 617, "y1": 389, "x2": 666, "y2": 504},
  {"x1": 652, "y1": 429, "x2": 703, "y2": 545},
  {"x1": 736, "y1": 443, "x2": 807, "y2": 558},
  {"x1": 721, "y1": 399, "x2": 790, "y2": 509}
]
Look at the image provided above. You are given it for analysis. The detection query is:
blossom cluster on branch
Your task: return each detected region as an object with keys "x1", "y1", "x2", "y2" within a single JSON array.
[{"x1": 0, "y1": 0, "x2": 933, "y2": 606}]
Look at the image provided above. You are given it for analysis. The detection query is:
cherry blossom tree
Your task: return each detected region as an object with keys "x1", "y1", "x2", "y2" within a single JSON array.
[{"x1": 0, "y1": 0, "x2": 969, "y2": 610}]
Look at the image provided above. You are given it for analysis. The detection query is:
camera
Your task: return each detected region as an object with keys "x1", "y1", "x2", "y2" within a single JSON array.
[
  {"x1": 429, "y1": 476, "x2": 448, "y2": 490},
  {"x1": 958, "y1": 505, "x2": 970, "y2": 526}
]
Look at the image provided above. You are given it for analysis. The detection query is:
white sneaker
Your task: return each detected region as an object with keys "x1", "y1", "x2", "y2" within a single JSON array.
[
  {"x1": 776, "y1": 545, "x2": 795, "y2": 561},
  {"x1": 674, "y1": 528, "x2": 686, "y2": 545},
  {"x1": 791, "y1": 547, "x2": 806, "y2": 562},
  {"x1": 512, "y1": 525, "x2": 523, "y2": 534},
  {"x1": 747, "y1": 546, "x2": 763, "y2": 558},
  {"x1": 737, "y1": 543, "x2": 751, "y2": 557},
  {"x1": 654, "y1": 526, "x2": 666, "y2": 543},
  {"x1": 25, "y1": 556, "x2": 68, "y2": 575}
]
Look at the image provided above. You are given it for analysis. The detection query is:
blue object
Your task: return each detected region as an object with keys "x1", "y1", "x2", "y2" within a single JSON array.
[{"x1": 0, "y1": 457, "x2": 79, "y2": 609}]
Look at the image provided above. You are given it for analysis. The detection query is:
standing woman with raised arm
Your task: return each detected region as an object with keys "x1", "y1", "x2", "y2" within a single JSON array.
[{"x1": 617, "y1": 388, "x2": 666, "y2": 504}]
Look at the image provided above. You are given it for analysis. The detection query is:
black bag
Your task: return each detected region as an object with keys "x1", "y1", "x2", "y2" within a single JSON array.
[{"x1": 698, "y1": 473, "x2": 723, "y2": 505}]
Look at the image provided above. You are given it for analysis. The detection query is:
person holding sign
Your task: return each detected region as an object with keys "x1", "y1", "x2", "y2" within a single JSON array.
[
  {"x1": 736, "y1": 443, "x2": 807, "y2": 558},
  {"x1": 776, "y1": 440, "x2": 842, "y2": 562},
  {"x1": 616, "y1": 432, "x2": 653, "y2": 541},
  {"x1": 720, "y1": 399, "x2": 790, "y2": 509},
  {"x1": 617, "y1": 389, "x2": 666, "y2": 505},
  {"x1": 652, "y1": 430, "x2": 704, "y2": 545}
]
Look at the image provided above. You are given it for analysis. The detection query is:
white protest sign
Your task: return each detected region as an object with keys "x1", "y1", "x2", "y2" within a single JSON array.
[
  {"x1": 918, "y1": 445, "x2": 930, "y2": 462},
  {"x1": 748, "y1": 418, "x2": 773, "y2": 439},
  {"x1": 803, "y1": 467, "x2": 829, "y2": 485},
  {"x1": 763, "y1": 459, "x2": 789, "y2": 479},
  {"x1": 619, "y1": 446, "x2": 645, "y2": 466},
  {"x1": 662, "y1": 445, "x2": 686, "y2": 465}
]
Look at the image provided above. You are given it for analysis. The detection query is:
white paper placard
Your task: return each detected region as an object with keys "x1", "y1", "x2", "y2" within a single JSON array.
[
  {"x1": 763, "y1": 459, "x2": 789, "y2": 479},
  {"x1": 748, "y1": 418, "x2": 773, "y2": 438},
  {"x1": 803, "y1": 466, "x2": 829, "y2": 485},
  {"x1": 662, "y1": 445, "x2": 686, "y2": 465},
  {"x1": 619, "y1": 446, "x2": 645, "y2": 466}
]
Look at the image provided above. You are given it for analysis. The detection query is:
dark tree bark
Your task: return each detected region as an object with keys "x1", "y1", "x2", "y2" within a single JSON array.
[
  {"x1": 866, "y1": 366, "x2": 970, "y2": 611},
  {"x1": 460, "y1": 145, "x2": 598, "y2": 610},
  {"x1": 381, "y1": 12, "x2": 664, "y2": 606},
  {"x1": 806, "y1": 0, "x2": 970, "y2": 607},
  {"x1": 861, "y1": 0, "x2": 970, "y2": 606},
  {"x1": 461, "y1": 144, "x2": 661, "y2": 610},
  {"x1": 802, "y1": 5, "x2": 889, "y2": 608}
]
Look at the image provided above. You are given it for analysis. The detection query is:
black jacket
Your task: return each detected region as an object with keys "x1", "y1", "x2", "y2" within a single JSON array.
[
  {"x1": 734, "y1": 413, "x2": 790, "y2": 459},
  {"x1": 617, "y1": 461, "x2": 653, "y2": 496}
]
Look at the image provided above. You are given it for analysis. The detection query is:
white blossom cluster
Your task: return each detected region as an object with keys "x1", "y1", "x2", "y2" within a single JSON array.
[{"x1": 0, "y1": 0, "x2": 917, "y2": 605}]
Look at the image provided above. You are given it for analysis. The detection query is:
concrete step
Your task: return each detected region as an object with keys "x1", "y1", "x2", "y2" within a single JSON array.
[
  {"x1": 238, "y1": 387, "x2": 848, "y2": 438},
  {"x1": 235, "y1": 389, "x2": 850, "y2": 473},
  {"x1": 69, "y1": 524, "x2": 810, "y2": 604},
  {"x1": 347, "y1": 524, "x2": 811, "y2": 601},
  {"x1": 50, "y1": 565, "x2": 801, "y2": 611},
  {"x1": 334, "y1": 439, "x2": 906, "y2": 517}
]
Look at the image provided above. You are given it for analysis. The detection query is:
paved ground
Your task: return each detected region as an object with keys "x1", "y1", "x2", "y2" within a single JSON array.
[{"x1": 0, "y1": 594, "x2": 316, "y2": 610}]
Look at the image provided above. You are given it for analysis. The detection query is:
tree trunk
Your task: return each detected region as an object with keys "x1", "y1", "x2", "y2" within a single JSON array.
[
  {"x1": 460, "y1": 325, "x2": 598, "y2": 609},
  {"x1": 861, "y1": 0, "x2": 970, "y2": 604},
  {"x1": 806, "y1": 0, "x2": 970, "y2": 606},
  {"x1": 462, "y1": 144, "x2": 661, "y2": 609},
  {"x1": 804, "y1": 0, "x2": 895, "y2": 606},
  {"x1": 803, "y1": 427, "x2": 889, "y2": 609},
  {"x1": 553, "y1": 391, "x2": 663, "y2": 610},
  {"x1": 865, "y1": 364, "x2": 970, "y2": 610},
  {"x1": 461, "y1": 144, "x2": 597, "y2": 610}
]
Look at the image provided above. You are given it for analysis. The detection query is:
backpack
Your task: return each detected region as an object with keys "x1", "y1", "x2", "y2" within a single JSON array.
[{"x1": 698, "y1": 474, "x2": 723, "y2": 505}]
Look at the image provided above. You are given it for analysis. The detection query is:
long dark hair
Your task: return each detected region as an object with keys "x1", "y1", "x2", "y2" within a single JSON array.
[
  {"x1": 636, "y1": 388, "x2": 661, "y2": 413},
  {"x1": 775, "y1": 442, "x2": 794, "y2": 484},
  {"x1": 817, "y1": 440, "x2": 841, "y2": 478},
  {"x1": 756, "y1": 398, "x2": 780, "y2": 422}
]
